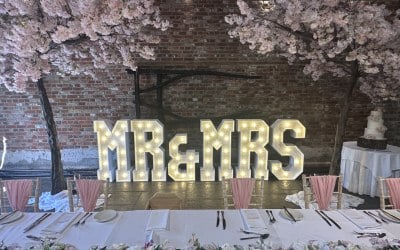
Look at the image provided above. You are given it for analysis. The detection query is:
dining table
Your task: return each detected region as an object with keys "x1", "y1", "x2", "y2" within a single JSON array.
[{"x1": 0, "y1": 208, "x2": 399, "y2": 249}]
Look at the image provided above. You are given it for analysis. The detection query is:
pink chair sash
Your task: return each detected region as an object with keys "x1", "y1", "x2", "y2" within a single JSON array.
[
  {"x1": 385, "y1": 178, "x2": 400, "y2": 209},
  {"x1": 309, "y1": 175, "x2": 338, "y2": 210},
  {"x1": 231, "y1": 178, "x2": 255, "y2": 209},
  {"x1": 75, "y1": 179, "x2": 103, "y2": 212},
  {"x1": 4, "y1": 179, "x2": 33, "y2": 211}
]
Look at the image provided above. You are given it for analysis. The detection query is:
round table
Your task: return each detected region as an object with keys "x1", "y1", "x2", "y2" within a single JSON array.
[{"x1": 340, "y1": 141, "x2": 400, "y2": 197}]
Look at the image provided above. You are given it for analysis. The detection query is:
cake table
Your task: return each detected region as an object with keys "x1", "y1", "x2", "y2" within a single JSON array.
[{"x1": 340, "y1": 141, "x2": 400, "y2": 197}]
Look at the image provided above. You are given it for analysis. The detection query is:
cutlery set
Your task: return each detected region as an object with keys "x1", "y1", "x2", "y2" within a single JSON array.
[
  {"x1": 74, "y1": 212, "x2": 93, "y2": 226},
  {"x1": 216, "y1": 210, "x2": 226, "y2": 230},
  {"x1": 240, "y1": 229, "x2": 270, "y2": 240},
  {"x1": 265, "y1": 210, "x2": 276, "y2": 223},
  {"x1": 315, "y1": 210, "x2": 341, "y2": 229},
  {"x1": 353, "y1": 231, "x2": 386, "y2": 238}
]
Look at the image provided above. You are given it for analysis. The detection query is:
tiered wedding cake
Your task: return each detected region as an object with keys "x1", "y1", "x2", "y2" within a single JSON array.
[{"x1": 357, "y1": 108, "x2": 387, "y2": 149}]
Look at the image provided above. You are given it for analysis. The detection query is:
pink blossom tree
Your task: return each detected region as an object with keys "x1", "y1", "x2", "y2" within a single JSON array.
[
  {"x1": 0, "y1": 0, "x2": 169, "y2": 194},
  {"x1": 226, "y1": 0, "x2": 400, "y2": 174}
]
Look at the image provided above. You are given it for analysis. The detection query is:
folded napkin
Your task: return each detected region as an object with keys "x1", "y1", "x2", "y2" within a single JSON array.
[
  {"x1": 240, "y1": 209, "x2": 267, "y2": 230},
  {"x1": 338, "y1": 209, "x2": 381, "y2": 230},
  {"x1": 145, "y1": 210, "x2": 169, "y2": 231},
  {"x1": 42, "y1": 213, "x2": 80, "y2": 234}
]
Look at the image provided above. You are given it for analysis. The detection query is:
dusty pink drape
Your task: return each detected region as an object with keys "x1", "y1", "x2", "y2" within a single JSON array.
[
  {"x1": 75, "y1": 179, "x2": 103, "y2": 212},
  {"x1": 231, "y1": 178, "x2": 255, "y2": 209},
  {"x1": 309, "y1": 175, "x2": 338, "y2": 210},
  {"x1": 385, "y1": 178, "x2": 400, "y2": 209},
  {"x1": 4, "y1": 179, "x2": 33, "y2": 211}
]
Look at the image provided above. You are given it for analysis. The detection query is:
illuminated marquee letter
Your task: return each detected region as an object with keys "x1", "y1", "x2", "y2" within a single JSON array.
[
  {"x1": 269, "y1": 119, "x2": 306, "y2": 180},
  {"x1": 168, "y1": 134, "x2": 199, "y2": 181},
  {"x1": 131, "y1": 120, "x2": 165, "y2": 181},
  {"x1": 94, "y1": 120, "x2": 131, "y2": 182},
  {"x1": 200, "y1": 120, "x2": 234, "y2": 181},
  {"x1": 237, "y1": 119, "x2": 269, "y2": 179}
]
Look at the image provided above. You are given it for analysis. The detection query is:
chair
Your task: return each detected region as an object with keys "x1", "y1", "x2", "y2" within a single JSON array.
[
  {"x1": 221, "y1": 176, "x2": 264, "y2": 209},
  {"x1": 145, "y1": 192, "x2": 183, "y2": 210},
  {"x1": 302, "y1": 174, "x2": 342, "y2": 210},
  {"x1": 379, "y1": 177, "x2": 400, "y2": 209},
  {"x1": 67, "y1": 178, "x2": 109, "y2": 212},
  {"x1": 0, "y1": 178, "x2": 40, "y2": 212}
]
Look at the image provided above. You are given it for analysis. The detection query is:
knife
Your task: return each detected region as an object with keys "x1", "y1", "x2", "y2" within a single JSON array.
[
  {"x1": 315, "y1": 210, "x2": 331, "y2": 226},
  {"x1": 221, "y1": 210, "x2": 226, "y2": 230},
  {"x1": 320, "y1": 210, "x2": 341, "y2": 229},
  {"x1": 283, "y1": 206, "x2": 297, "y2": 222},
  {"x1": 23, "y1": 213, "x2": 52, "y2": 233},
  {"x1": 216, "y1": 210, "x2": 220, "y2": 227}
]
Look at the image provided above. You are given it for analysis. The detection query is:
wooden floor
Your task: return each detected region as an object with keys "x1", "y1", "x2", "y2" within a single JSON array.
[{"x1": 39, "y1": 177, "x2": 380, "y2": 210}]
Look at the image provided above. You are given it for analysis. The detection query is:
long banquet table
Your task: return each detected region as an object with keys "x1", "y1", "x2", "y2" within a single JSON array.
[{"x1": 0, "y1": 209, "x2": 399, "y2": 249}]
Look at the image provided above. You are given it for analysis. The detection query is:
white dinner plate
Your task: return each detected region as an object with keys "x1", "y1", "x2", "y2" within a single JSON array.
[
  {"x1": 279, "y1": 209, "x2": 303, "y2": 221},
  {"x1": 0, "y1": 211, "x2": 24, "y2": 224},
  {"x1": 379, "y1": 210, "x2": 400, "y2": 223},
  {"x1": 94, "y1": 209, "x2": 117, "y2": 223}
]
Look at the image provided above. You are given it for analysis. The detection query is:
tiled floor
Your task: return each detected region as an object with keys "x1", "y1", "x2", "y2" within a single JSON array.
[{"x1": 39, "y1": 176, "x2": 380, "y2": 211}]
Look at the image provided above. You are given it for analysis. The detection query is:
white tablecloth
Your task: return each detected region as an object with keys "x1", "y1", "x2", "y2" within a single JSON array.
[
  {"x1": 340, "y1": 141, "x2": 400, "y2": 197},
  {"x1": 1, "y1": 209, "x2": 400, "y2": 249}
]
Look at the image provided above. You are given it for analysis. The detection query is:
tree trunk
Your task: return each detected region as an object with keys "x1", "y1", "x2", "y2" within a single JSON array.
[
  {"x1": 36, "y1": 78, "x2": 66, "y2": 194},
  {"x1": 329, "y1": 61, "x2": 359, "y2": 175}
]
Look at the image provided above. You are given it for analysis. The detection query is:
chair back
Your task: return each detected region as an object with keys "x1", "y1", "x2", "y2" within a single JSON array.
[
  {"x1": 379, "y1": 177, "x2": 400, "y2": 209},
  {"x1": 0, "y1": 178, "x2": 40, "y2": 212},
  {"x1": 145, "y1": 192, "x2": 183, "y2": 210},
  {"x1": 221, "y1": 176, "x2": 264, "y2": 209},
  {"x1": 67, "y1": 178, "x2": 108, "y2": 212},
  {"x1": 302, "y1": 174, "x2": 342, "y2": 210}
]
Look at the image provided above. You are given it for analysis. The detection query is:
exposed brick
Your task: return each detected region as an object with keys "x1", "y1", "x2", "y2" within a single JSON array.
[{"x1": 0, "y1": 0, "x2": 399, "y2": 168}]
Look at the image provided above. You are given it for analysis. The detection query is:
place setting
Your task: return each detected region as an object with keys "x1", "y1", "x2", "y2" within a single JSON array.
[
  {"x1": 378, "y1": 210, "x2": 400, "y2": 224},
  {"x1": 279, "y1": 207, "x2": 303, "y2": 223}
]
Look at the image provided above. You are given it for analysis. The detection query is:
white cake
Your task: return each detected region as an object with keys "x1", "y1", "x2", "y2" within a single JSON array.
[{"x1": 362, "y1": 109, "x2": 387, "y2": 140}]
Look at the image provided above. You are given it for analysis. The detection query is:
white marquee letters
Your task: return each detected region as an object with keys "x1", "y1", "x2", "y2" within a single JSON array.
[
  {"x1": 131, "y1": 120, "x2": 165, "y2": 181},
  {"x1": 269, "y1": 119, "x2": 306, "y2": 180},
  {"x1": 200, "y1": 120, "x2": 234, "y2": 181},
  {"x1": 94, "y1": 119, "x2": 306, "y2": 182},
  {"x1": 237, "y1": 119, "x2": 269, "y2": 179},
  {"x1": 94, "y1": 120, "x2": 131, "y2": 182},
  {"x1": 168, "y1": 134, "x2": 199, "y2": 181}
]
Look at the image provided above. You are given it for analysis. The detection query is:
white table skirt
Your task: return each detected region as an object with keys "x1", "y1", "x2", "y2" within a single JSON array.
[
  {"x1": 340, "y1": 141, "x2": 400, "y2": 197},
  {"x1": 0, "y1": 209, "x2": 399, "y2": 249}
]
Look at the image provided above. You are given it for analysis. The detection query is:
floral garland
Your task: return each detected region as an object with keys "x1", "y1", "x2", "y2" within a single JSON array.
[{"x1": 2, "y1": 235, "x2": 399, "y2": 250}]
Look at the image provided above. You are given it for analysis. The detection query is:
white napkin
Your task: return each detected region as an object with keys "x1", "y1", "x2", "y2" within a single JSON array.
[
  {"x1": 338, "y1": 209, "x2": 381, "y2": 230},
  {"x1": 240, "y1": 209, "x2": 267, "y2": 230},
  {"x1": 42, "y1": 213, "x2": 80, "y2": 234},
  {"x1": 145, "y1": 210, "x2": 169, "y2": 231}
]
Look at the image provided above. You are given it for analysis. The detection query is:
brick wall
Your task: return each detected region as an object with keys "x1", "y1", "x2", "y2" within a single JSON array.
[{"x1": 0, "y1": 0, "x2": 399, "y2": 170}]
